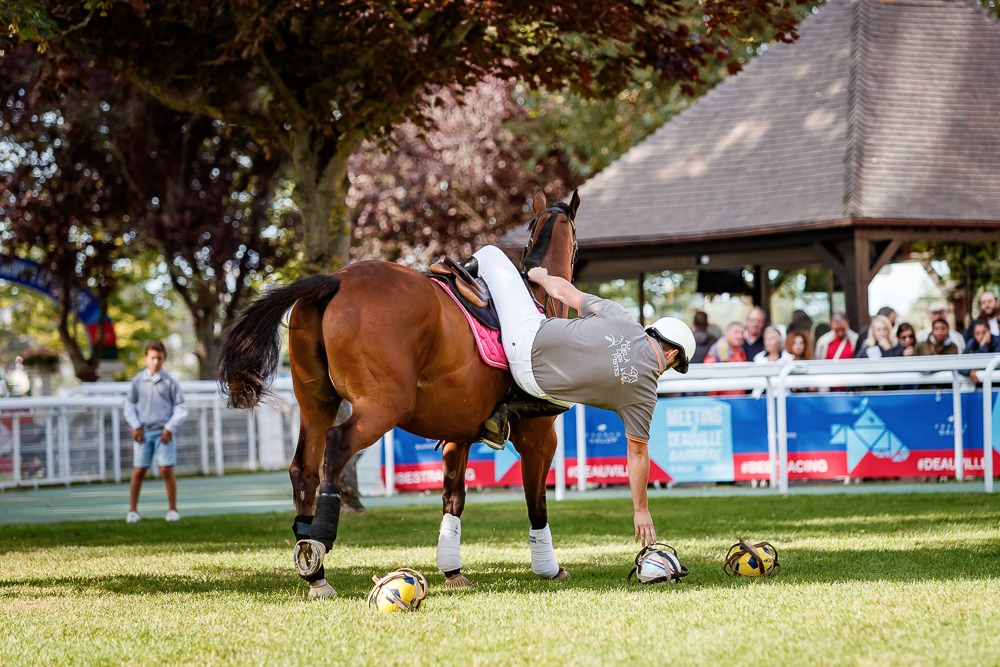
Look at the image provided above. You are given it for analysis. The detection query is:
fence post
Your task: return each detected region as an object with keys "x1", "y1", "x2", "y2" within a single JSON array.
[
  {"x1": 951, "y1": 371, "x2": 964, "y2": 482},
  {"x1": 199, "y1": 407, "x2": 210, "y2": 476},
  {"x1": 575, "y1": 404, "x2": 587, "y2": 493},
  {"x1": 45, "y1": 409, "x2": 55, "y2": 481},
  {"x1": 58, "y1": 407, "x2": 70, "y2": 486},
  {"x1": 554, "y1": 412, "x2": 565, "y2": 501},
  {"x1": 12, "y1": 414, "x2": 21, "y2": 486},
  {"x1": 383, "y1": 430, "x2": 395, "y2": 497},
  {"x1": 247, "y1": 411, "x2": 258, "y2": 472},
  {"x1": 112, "y1": 407, "x2": 122, "y2": 484},
  {"x1": 764, "y1": 376, "x2": 778, "y2": 488},
  {"x1": 775, "y1": 363, "x2": 797, "y2": 495},
  {"x1": 98, "y1": 408, "x2": 107, "y2": 480},
  {"x1": 213, "y1": 395, "x2": 224, "y2": 476},
  {"x1": 984, "y1": 357, "x2": 1000, "y2": 494}
]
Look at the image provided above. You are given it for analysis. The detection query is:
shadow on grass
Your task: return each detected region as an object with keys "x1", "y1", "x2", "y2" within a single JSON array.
[
  {"x1": 4, "y1": 539, "x2": 1000, "y2": 603},
  {"x1": 3, "y1": 492, "x2": 1000, "y2": 599}
]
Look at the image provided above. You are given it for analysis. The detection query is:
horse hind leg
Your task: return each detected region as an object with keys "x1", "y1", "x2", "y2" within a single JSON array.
[
  {"x1": 294, "y1": 400, "x2": 406, "y2": 585},
  {"x1": 438, "y1": 441, "x2": 472, "y2": 589},
  {"x1": 287, "y1": 310, "x2": 346, "y2": 599},
  {"x1": 289, "y1": 399, "x2": 347, "y2": 599},
  {"x1": 510, "y1": 418, "x2": 569, "y2": 581}
]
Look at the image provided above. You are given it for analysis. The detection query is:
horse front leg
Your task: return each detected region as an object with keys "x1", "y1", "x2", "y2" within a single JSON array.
[
  {"x1": 438, "y1": 441, "x2": 472, "y2": 588},
  {"x1": 510, "y1": 417, "x2": 569, "y2": 581}
]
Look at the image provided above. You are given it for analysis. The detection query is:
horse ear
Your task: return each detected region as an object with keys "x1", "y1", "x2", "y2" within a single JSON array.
[
  {"x1": 568, "y1": 189, "x2": 581, "y2": 219},
  {"x1": 532, "y1": 190, "x2": 547, "y2": 218}
]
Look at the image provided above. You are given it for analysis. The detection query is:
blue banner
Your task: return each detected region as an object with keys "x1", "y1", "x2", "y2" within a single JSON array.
[{"x1": 381, "y1": 391, "x2": 999, "y2": 490}]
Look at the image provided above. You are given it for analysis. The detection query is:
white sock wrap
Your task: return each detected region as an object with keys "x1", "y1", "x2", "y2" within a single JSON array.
[
  {"x1": 436, "y1": 513, "x2": 462, "y2": 574},
  {"x1": 529, "y1": 524, "x2": 560, "y2": 578}
]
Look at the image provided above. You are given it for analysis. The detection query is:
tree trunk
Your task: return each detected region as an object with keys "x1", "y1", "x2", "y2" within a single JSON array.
[
  {"x1": 194, "y1": 315, "x2": 220, "y2": 381},
  {"x1": 289, "y1": 130, "x2": 357, "y2": 275},
  {"x1": 289, "y1": 130, "x2": 365, "y2": 511},
  {"x1": 57, "y1": 295, "x2": 100, "y2": 383}
]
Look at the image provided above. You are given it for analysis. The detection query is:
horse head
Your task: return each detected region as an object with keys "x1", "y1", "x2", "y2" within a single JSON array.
[{"x1": 522, "y1": 189, "x2": 579, "y2": 318}]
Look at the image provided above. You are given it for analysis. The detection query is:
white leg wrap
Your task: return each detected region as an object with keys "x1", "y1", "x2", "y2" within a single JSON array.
[
  {"x1": 436, "y1": 513, "x2": 462, "y2": 574},
  {"x1": 529, "y1": 524, "x2": 560, "y2": 578}
]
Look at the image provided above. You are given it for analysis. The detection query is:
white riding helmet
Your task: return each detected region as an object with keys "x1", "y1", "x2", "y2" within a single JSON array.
[{"x1": 645, "y1": 317, "x2": 696, "y2": 374}]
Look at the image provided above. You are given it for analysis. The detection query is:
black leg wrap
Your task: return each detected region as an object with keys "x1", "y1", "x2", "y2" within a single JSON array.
[
  {"x1": 310, "y1": 482, "x2": 342, "y2": 551},
  {"x1": 443, "y1": 568, "x2": 462, "y2": 578},
  {"x1": 292, "y1": 515, "x2": 313, "y2": 541},
  {"x1": 292, "y1": 515, "x2": 326, "y2": 582}
]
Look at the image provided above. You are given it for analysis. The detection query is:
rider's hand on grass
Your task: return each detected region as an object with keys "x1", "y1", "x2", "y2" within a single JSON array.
[{"x1": 633, "y1": 509, "x2": 656, "y2": 546}]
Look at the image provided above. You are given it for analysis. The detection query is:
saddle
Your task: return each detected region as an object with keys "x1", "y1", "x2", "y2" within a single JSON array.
[
  {"x1": 428, "y1": 255, "x2": 566, "y2": 451},
  {"x1": 428, "y1": 257, "x2": 499, "y2": 330}
]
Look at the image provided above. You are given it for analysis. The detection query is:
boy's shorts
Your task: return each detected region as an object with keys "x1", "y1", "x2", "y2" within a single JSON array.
[{"x1": 133, "y1": 428, "x2": 177, "y2": 468}]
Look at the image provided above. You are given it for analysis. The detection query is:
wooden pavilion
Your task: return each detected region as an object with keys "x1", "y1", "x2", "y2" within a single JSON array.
[{"x1": 507, "y1": 0, "x2": 1000, "y2": 327}]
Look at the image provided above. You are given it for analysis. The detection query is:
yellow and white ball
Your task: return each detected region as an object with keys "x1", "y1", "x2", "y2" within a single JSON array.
[{"x1": 367, "y1": 568, "x2": 428, "y2": 612}]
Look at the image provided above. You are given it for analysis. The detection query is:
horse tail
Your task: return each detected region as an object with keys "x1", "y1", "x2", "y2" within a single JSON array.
[{"x1": 218, "y1": 275, "x2": 341, "y2": 409}]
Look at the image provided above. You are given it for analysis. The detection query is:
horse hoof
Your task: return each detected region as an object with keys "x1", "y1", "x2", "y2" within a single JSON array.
[
  {"x1": 308, "y1": 579, "x2": 337, "y2": 599},
  {"x1": 444, "y1": 574, "x2": 472, "y2": 589},
  {"x1": 552, "y1": 568, "x2": 570, "y2": 581},
  {"x1": 293, "y1": 539, "x2": 327, "y2": 577}
]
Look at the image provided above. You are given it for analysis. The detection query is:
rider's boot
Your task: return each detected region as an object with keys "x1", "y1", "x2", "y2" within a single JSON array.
[{"x1": 480, "y1": 403, "x2": 509, "y2": 450}]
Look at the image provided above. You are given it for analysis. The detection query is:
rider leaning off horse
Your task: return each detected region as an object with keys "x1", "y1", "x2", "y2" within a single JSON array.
[{"x1": 469, "y1": 244, "x2": 696, "y2": 549}]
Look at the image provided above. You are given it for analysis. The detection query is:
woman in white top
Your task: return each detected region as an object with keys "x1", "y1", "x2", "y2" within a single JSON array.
[{"x1": 753, "y1": 326, "x2": 794, "y2": 364}]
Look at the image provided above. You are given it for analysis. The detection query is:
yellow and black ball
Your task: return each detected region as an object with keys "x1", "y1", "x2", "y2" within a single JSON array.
[{"x1": 724, "y1": 538, "x2": 780, "y2": 577}]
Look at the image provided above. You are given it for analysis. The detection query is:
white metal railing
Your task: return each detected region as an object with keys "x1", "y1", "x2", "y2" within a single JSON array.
[
  {"x1": 651, "y1": 354, "x2": 1000, "y2": 495},
  {"x1": 0, "y1": 390, "x2": 298, "y2": 490},
  {"x1": 3, "y1": 355, "x2": 998, "y2": 495}
]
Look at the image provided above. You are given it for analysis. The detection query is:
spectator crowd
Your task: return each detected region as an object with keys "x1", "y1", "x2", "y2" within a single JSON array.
[{"x1": 682, "y1": 289, "x2": 1000, "y2": 388}]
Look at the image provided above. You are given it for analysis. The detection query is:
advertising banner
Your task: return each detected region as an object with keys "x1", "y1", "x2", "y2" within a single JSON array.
[{"x1": 382, "y1": 391, "x2": 999, "y2": 491}]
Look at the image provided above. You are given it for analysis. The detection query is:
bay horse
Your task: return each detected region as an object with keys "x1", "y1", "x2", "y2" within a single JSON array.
[{"x1": 218, "y1": 190, "x2": 580, "y2": 598}]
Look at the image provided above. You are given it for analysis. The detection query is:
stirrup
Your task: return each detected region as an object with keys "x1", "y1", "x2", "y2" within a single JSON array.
[
  {"x1": 293, "y1": 539, "x2": 327, "y2": 577},
  {"x1": 481, "y1": 408, "x2": 510, "y2": 450}
]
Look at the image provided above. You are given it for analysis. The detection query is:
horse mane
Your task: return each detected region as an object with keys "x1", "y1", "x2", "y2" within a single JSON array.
[{"x1": 522, "y1": 202, "x2": 572, "y2": 270}]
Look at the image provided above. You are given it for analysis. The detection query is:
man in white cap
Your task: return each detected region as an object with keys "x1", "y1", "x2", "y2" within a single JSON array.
[
  {"x1": 916, "y1": 301, "x2": 964, "y2": 350},
  {"x1": 472, "y1": 244, "x2": 695, "y2": 552}
]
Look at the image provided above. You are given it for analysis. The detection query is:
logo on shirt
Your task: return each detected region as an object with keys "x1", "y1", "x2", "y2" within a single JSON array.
[{"x1": 609, "y1": 334, "x2": 638, "y2": 384}]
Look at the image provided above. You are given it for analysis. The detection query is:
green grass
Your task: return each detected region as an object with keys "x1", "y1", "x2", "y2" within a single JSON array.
[{"x1": 2, "y1": 492, "x2": 1000, "y2": 666}]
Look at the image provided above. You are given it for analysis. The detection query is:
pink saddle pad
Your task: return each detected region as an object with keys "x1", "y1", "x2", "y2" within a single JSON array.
[{"x1": 432, "y1": 280, "x2": 508, "y2": 370}]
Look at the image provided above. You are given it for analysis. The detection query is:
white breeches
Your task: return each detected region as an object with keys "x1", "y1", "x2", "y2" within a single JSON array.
[{"x1": 473, "y1": 246, "x2": 547, "y2": 398}]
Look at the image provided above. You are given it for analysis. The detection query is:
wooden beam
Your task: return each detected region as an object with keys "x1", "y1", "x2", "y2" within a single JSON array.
[
  {"x1": 847, "y1": 232, "x2": 870, "y2": 327},
  {"x1": 866, "y1": 239, "x2": 903, "y2": 283},
  {"x1": 812, "y1": 241, "x2": 846, "y2": 277}
]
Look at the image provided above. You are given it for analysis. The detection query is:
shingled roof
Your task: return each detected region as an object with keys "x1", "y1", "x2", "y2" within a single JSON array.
[{"x1": 553, "y1": 0, "x2": 1000, "y2": 250}]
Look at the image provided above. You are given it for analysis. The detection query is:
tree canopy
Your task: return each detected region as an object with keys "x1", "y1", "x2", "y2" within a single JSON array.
[
  {"x1": 2, "y1": 0, "x2": 805, "y2": 272},
  {"x1": 0, "y1": 46, "x2": 299, "y2": 379}
]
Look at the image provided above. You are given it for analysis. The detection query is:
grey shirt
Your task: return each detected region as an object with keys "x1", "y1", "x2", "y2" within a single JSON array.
[
  {"x1": 531, "y1": 295, "x2": 666, "y2": 442},
  {"x1": 124, "y1": 370, "x2": 188, "y2": 433}
]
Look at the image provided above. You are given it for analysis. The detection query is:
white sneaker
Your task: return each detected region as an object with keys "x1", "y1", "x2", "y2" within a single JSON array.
[
  {"x1": 165, "y1": 510, "x2": 181, "y2": 522},
  {"x1": 126, "y1": 511, "x2": 141, "y2": 524}
]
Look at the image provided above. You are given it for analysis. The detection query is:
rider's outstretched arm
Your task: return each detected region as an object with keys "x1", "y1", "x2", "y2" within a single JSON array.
[{"x1": 527, "y1": 267, "x2": 585, "y2": 313}]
